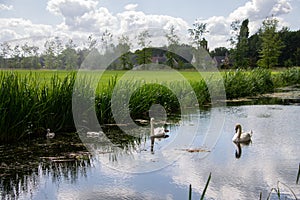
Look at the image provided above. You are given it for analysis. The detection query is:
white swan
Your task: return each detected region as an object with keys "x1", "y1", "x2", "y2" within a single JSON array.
[
  {"x1": 86, "y1": 131, "x2": 102, "y2": 137},
  {"x1": 150, "y1": 118, "x2": 169, "y2": 138},
  {"x1": 150, "y1": 118, "x2": 169, "y2": 153},
  {"x1": 232, "y1": 124, "x2": 252, "y2": 143},
  {"x1": 46, "y1": 129, "x2": 55, "y2": 139}
]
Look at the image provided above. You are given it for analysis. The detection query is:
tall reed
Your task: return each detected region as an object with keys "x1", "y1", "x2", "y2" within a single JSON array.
[
  {"x1": 0, "y1": 71, "x2": 78, "y2": 142},
  {"x1": 223, "y1": 68, "x2": 274, "y2": 99},
  {"x1": 0, "y1": 68, "x2": 299, "y2": 143},
  {"x1": 273, "y1": 67, "x2": 300, "y2": 87}
]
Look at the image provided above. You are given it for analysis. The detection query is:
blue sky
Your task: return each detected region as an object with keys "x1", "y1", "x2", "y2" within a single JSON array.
[{"x1": 0, "y1": 0, "x2": 299, "y2": 49}]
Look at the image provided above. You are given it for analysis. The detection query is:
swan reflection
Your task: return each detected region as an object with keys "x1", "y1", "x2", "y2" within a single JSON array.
[
  {"x1": 233, "y1": 141, "x2": 251, "y2": 159},
  {"x1": 150, "y1": 118, "x2": 169, "y2": 154}
]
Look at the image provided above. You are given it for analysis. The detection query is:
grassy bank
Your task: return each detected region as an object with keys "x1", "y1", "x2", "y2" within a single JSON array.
[{"x1": 0, "y1": 67, "x2": 299, "y2": 143}]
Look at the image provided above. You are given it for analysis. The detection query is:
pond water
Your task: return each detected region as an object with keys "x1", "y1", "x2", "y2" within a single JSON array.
[{"x1": 1, "y1": 104, "x2": 300, "y2": 200}]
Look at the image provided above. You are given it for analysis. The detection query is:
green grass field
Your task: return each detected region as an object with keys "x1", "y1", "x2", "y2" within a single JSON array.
[{"x1": 0, "y1": 69, "x2": 211, "y2": 84}]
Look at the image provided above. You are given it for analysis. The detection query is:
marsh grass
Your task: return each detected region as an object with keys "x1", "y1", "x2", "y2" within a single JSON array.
[
  {"x1": 297, "y1": 163, "x2": 300, "y2": 185},
  {"x1": 224, "y1": 68, "x2": 274, "y2": 99},
  {"x1": 188, "y1": 172, "x2": 211, "y2": 200},
  {"x1": 0, "y1": 71, "x2": 78, "y2": 142},
  {"x1": 259, "y1": 181, "x2": 298, "y2": 200},
  {"x1": 273, "y1": 67, "x2": 300, "y2": 87},
  {"x1": 0, "y1": 68, "x2": 299, "y2": 142}
]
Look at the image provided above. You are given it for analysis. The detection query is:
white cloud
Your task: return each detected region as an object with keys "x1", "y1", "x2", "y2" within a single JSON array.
[
  {"x1": 195, "y1": 0, "x2": 293, "y2": 49},
  {"x1": 229, "y1": 0, "x2": 292, "y2": 21},
  {"x1": 0, "y1": 18, "x2": 53, "y2": 42},
  {"x1": 271, "y1": 0, "x2": 292, "y2": 16},
  {"x1": 47, "y1": 0, "x2": 118, "y2": 32},
  {"x1": 0, "y1": 3, "x2": 13, "y2": 11},
  {"x1": 47, "y1": 0, "x2": 98, "y2": 17},
  {"x1": 45, "y1": 0, "x2": 190, "y2": 48},
  {"x1": 0, "y1": 0, "x2": 294, "y2": 50},
  {"x1": 117, "y1": 11, "x2": 189, "y2": 36},
  {"x1": 124, "y1": 4, "x2": 138, "y2": 11},
  {"x1": 0, "y1": 29, "x2": 18, "y2": 42},
  {"x1": 70, "y1": 7, "x2": 118, "y2": 32}
]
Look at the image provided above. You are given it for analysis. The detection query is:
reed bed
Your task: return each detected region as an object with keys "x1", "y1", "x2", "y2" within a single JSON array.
[
  {"x1": 223, "y1": 68, "x2": 274, "y2": 99},
  {"x1": 0, "y1": 71, "x2": 77, "y2": 142},
  {"x1": 0, "y1": 67, "x2": 299, "y2": 143}
]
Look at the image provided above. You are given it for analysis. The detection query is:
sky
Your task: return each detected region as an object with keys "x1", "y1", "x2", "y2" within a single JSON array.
[{"x1": 0, "y1": 0, "x2": 299, "y2": 49}]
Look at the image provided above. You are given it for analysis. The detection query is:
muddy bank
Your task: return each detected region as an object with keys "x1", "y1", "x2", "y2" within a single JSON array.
[{"x1": 226, "y1": 85, "x2": 300, "y2": 105}]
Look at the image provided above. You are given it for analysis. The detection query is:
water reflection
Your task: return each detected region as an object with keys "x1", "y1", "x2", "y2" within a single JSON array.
[
  {"x1": 1, "y1": 105, "x2": 300, "y2": 199},
  {"x1": 150, "y1": 133, "x2": 170, "y2": 154},
  {"x1": 0, "y1": 134, "x2": 92, "y2": 200},
  {"x1": 233, "y1": 141, "x2": 251, "y2": 159},
  {"x1": 169, "y1": 105, "x2": 300, "y2": 199}
]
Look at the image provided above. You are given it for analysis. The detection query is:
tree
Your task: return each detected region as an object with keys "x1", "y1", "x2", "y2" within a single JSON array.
[
  {"x1": 295, "y1": 48, "x2": 300, "y2": 66},
  {"x1": 43, "y1": 40, "x2": 56, "y2": 69},
  {"x1": 210, "y1": 47, "x2": 229, "y2": 57},
  {"x1": 165, "y1": 25, "x2": 180, "y2": 67},
  {"x1": 12, "y1": 45, "x2": 21, "y2": 68},
  {"x1": 101, "y1": 30, "x2": 114, "y2": 54},
  {"x1": 228, "y1": 20, "x2": 241, "y2": 48},
  {"x1": 136, "y1": 30, "x2": 152, "y2": 66},
  {"x1": 257, "y1": 17, "x2": 285, "y2": 68},
  {"x1": 188, "y1": 21, "x2": 208, "y2": 50},
  {"x1": 43, "y1": 37, "x2": 64, "y2": 69},
  {"x1": 61, "y1": 39, "x2": 78, "y2": 70},
  {"x1": 247, "y1": 33, "x2": 261, "y2": 68},
  {"x1": 188, "y1": 21, "x2": 209, "y2": 69},
  {"x1": 278, "y1": 29, "x2": 300, "y2": 67},
  {"x1": 116, "y1": 35, "x2": 132, "y2": 70},
  {"x1": 0, "y1": 42, "x2": 12, "y2": 68},
  {"x1": 233, "y1": 19, "x2": 250, "y2": 68},
  {"x1": 20, "y1": 43, "x2": 40, "y2": 68}
]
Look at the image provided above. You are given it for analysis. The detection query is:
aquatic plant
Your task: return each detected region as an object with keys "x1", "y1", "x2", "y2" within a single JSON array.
[
  {"x1": 223, "y1": 68, "x2": 274, "y2": 99},
  {"x1": 188, "y1": 172, "x2": 211, "y2": 200},
  {"x1": 297, "y1": 163, "x2": 300, "y2": 185},
  {"x1": 0, "y1": 71, "x2": 78, "y2": 142},
  {"x1": 273, "y1": 67, "x2": 300, "y2": 87},
  {"x1": 200, "y1": 172, "x2": 212, "y2": 200},
  {"x1": 0, "y1": 68, "x2": 299, "y2": 142},
  {"x1": 259, "y1": 181, "x2": 298, "y2": 200}
]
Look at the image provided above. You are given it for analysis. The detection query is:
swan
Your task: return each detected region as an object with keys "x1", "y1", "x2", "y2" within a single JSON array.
[
  {"x1": 86, "y1": 131, "x2": 102, "y2": 137},
  {"x1": 232, "y1": 124, "x2": 252, "y2": 143},
  {"x1": 46, "y1": 129, "x2": 55, "y2": 139},
  {"x1": 150, "y1": 118, "x2": 169, "y2": 138}
]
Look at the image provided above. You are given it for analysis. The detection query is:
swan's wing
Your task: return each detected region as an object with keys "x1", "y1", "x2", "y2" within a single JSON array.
[
  {"x1": 240, "y1": 132, "x2": 252, "y2": 142},
  {"x1": 244, "y1": 131, "x2": 252, "y2": 138},
  {"x1": 154, "y1": 127, "x2": 165, "y2": 135}
]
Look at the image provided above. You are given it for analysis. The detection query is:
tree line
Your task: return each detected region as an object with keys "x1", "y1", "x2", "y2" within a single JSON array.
[
  {"x1": 211, "y1": 17, "x2": 300, "y2": 68},
  {"x1": 0, "y1": 16, "x2": 299, "y2": 70}
]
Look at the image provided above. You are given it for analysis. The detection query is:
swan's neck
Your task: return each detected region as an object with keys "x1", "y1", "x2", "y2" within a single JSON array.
[
  {"x1": 236, "y1": 125, "x2": 242, "y2": 138},
  {"x1": 150, "y1": 120, "x2": 154, "y2": 136}
]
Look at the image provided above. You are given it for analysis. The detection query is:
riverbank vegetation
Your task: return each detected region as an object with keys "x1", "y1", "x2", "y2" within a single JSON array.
[{"x1": 0, "y1": 67, "x2": 299, "y2": 143}]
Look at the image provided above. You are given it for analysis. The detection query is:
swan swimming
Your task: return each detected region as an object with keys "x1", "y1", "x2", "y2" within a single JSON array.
[
  {"x1": 150, "y1": 118, "x2": 169, "y2": 153},
  {"x1": 86, "y1": 131, "x2": 103, "y2": 137},
  {"x1": 46, "y1": 129, "x2": 55, "y2": 139},
  {"x1": 232, "y1": 124, "x2": 252, "y2": 143},
  {"x1": 150, "y1": 118, "x2": 169, "y2": 138}
]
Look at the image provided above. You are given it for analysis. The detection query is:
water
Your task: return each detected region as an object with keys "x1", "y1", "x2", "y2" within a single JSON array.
[{"x1": 1, "y1": 105, "x2": 300, "y2": 200}]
